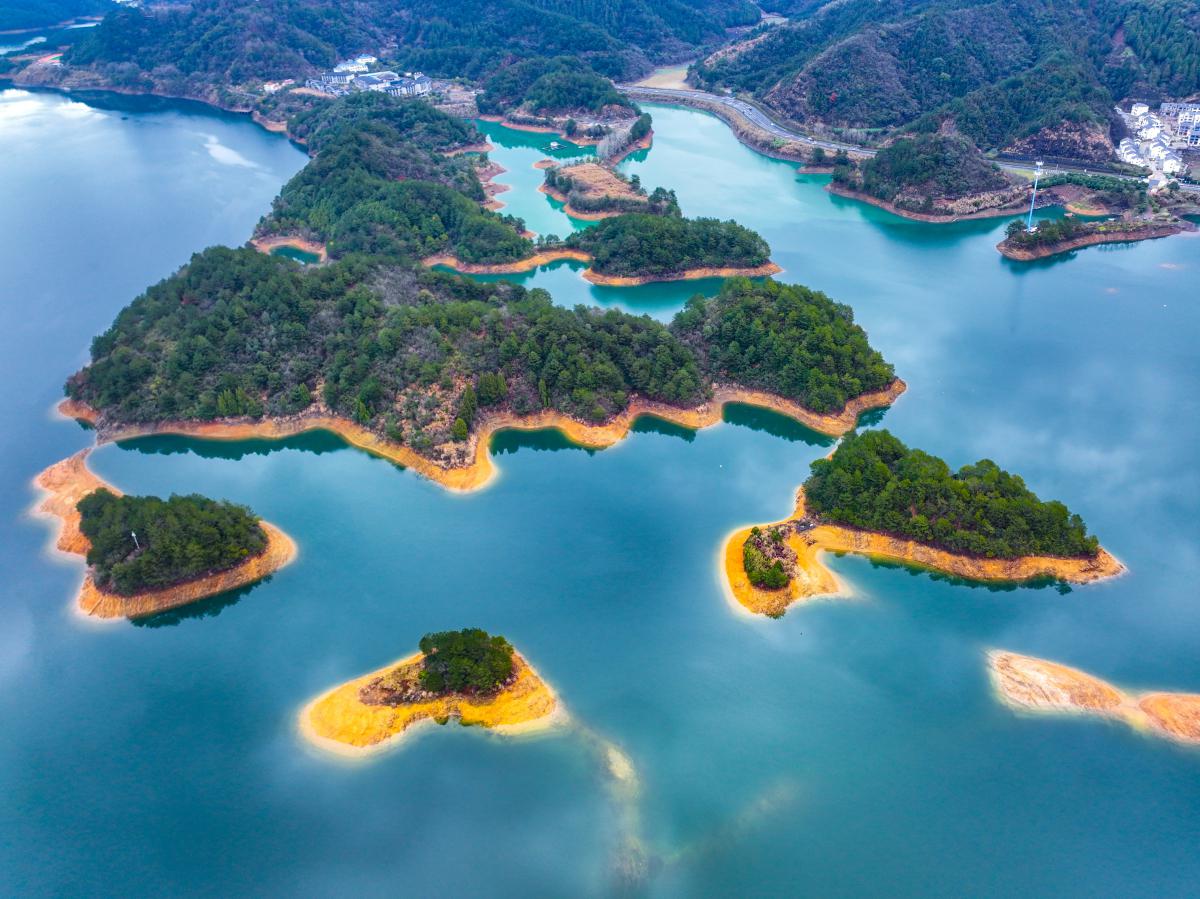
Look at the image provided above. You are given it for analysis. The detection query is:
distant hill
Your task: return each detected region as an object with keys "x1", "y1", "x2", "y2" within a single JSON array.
[
  {"x1": 62, "y1": 0, "x2": 761, "y2": 89},
  {"x1": 694, "y1": 0, "x2": 1200, "y2": 160}
]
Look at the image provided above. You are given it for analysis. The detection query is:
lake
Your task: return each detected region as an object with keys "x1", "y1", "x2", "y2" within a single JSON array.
[{"x1": 2, "y1": 89, "x2": 1199, "y2": 897}]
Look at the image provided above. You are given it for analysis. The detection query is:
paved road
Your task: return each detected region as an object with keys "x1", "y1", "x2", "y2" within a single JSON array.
[{"x1": 620, "y1": 84, "x2": 1200, "y2": 193}]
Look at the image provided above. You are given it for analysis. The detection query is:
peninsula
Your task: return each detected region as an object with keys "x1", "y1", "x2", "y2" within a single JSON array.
[
  {"x1": 723, "y1": 430, "x2": 1122, "y2": 617},
  {"x1": 997, "y1": 175, "x2": 1199, "y2": 260},
  {"x1": 540, "y1": 161, "x2": 675, "y2": 220},
  {"x1": 64, "y1": 257, "x2": 901, "y2": 491},
  {"x1": 300, "y1": 629, "x2": 563, "y2": 755},
  {"x1": 33, "y1": 450, "x2": 295, "y2": 619},
  {"x1": 989, "y1": 651, "x2": 1200, "y2": 746},
  {"x1": 829, "y1": 134, "x2": 1028, "y2": 222}
]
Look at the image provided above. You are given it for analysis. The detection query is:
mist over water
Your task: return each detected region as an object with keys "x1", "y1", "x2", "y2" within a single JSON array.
[{"x1": 2, "y1": 90, "x2": 1199, "y2": 897}]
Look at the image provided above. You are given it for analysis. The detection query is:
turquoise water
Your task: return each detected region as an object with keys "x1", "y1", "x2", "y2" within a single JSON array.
[
  {"x1": 3, "y1": 90, "x2": 1200, "y2": 896},
  {"x1": 270, "y1": 245, "x2": 320, "y2": 265}
]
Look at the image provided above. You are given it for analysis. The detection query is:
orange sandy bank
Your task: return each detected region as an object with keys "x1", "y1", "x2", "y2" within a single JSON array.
[
  {"x1": 61, "y1": 381, "x2": 902, "y2": 494},
  {"x1": 33, "y1": 448, "x2": 296, "y2": 619},
  {"x1": 424, "y1": 248, "x2": 592, "y2": 275},
  {"x1": 989, "y1": 651, "x2": 1200, "y2": 745},
  {"x1": 425, "y1": 249, "x2": 782, "y2": 285},
  {"x1": 250, "y1": 235, "x2": 328, "y2": 263},
  {"x1": 299, "y1": 650, "x2": 563, "y2": 756},
  {"x1": 722, "y1": 488, "x2": 1123, "y2": 617}
]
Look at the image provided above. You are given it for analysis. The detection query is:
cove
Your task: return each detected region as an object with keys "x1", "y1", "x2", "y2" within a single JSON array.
[{"x1": 3, "y1": 88, "x2": 1200, "y2": 897}]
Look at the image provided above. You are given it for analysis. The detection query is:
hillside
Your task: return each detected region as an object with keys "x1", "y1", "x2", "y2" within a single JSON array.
[
  {"x1": 694, "y1": 0, "x2": 1200, "y2": 160},
  {"x1": 56, "y1": 0, "x2": 760, "y2": 96}
]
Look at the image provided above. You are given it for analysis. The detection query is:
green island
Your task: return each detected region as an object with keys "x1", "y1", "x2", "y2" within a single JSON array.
[
  {"x1": 725, "y1": 429, "x2": 1123, "y2": 617},
  {"x1": 478, "y1": 56, "x2": 634, "y2": 124},
  {"x1": 830, "y1": 134, "x2": 1025, "y2": 220},
  {"x1": 998, "y1": 174, "x2": 1198, "y2": 260},
  {"x1": 804, "y1": 429, "x2": 1099, "y2": 559},
  {"x1": 78, "y1": 488, "x2": 268, "y2": 595},
  {"x1": 301, "y1": 627, "x2": 563, "y2": 753},
  {"x1": 542, "y1": 162, "x2": 678, "y2": 218}
]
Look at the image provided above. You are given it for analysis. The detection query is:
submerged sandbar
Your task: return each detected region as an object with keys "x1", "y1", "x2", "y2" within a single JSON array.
[{"x1": 989, "y1": 651, "x2": 1200, "y2": 745}]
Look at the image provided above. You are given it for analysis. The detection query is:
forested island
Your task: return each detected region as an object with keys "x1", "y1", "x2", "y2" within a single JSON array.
[
  {"x1": 33, "y1": 450, "x2": 295, "y2": 619},
  {"x1": 542, "y1": 162, "x2": 676, "y2": 219},
  {"x1": 830, "y1": 134, "x2": 1026, "y2": 221},
  {"x1": 723, "y1": 430, "x2": 1122, "y2": 617},
  {"x1": 300, "y1": 628, "x2": 562, "y2": 754},
  {"x1": 62, "y1": 254, "x2": 901, "y2": 490}
]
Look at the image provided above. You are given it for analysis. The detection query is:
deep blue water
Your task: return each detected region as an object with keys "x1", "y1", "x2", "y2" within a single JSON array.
[{"x1": 2, "y1": 90, "x2": 1199, "y2": 897}]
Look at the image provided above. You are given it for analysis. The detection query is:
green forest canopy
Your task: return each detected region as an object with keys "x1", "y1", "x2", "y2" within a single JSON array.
[
  {"x1": 803, "y1": 429, "x2": 1100, "y2": 559},
  {"x1": 834, "y1": 133, "x2": 1013, "y2": 206},
  {"x1": 564, "y1": 213, "x2": 771, "y2": 277},
  {"x1": 418, "y1": 628, "x2": 514, "y2": 695},
  {"x1": 476, "y1": 56, "x2": 633, "y2": 117},
  {"x1": 77, "y1": 488, "x2": 268, "y2": 595},
  {"x1": 694, "y1": 0, "x2": 1200, "y2": 153}
]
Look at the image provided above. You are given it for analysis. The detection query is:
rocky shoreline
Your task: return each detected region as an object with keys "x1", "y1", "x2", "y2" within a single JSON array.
[{"x1": 722, "y1": 487, "x2": 1124, "y2": 617}]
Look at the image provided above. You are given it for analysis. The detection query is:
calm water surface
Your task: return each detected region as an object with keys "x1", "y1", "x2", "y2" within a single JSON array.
[{"x1": 2, "y1": 90, "x2": 1199, "y2": 897}]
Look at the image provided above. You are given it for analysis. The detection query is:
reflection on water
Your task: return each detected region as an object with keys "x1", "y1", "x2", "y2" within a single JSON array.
[
  {"x1": 131, "y1": 580, "x2": 270, "y2": 628},
  {"x1": 491, "y1": 428, "x2": 596, "y2": 457},
  {"x1": 117, "y1": 430, "x2": 350, "y2": 460},
  {"x1": 721, "y1": 402, "x2": 833, "y2": 446}
]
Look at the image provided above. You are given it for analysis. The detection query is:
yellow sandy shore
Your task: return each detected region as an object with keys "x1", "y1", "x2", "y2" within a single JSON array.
[
  {"x1": 250, "y1": 235, "x2": 328, "y2": 263},
  {"x1": 722, "y1": 488, "x2": 1124, "y2": 617},
  {"x1": 425, "y1": 249, "x2": 781, "y2": 285},
  {"x1": 299, "y1": 650, "x2": 563, "y2": 756},
  {"x1": 989, "y1": 651, "x2": 1200, "y2": 745},
  {"x1": 60, "y1": 381, "x2": 902, "y2": 494},
  {"x1": 32, "y1": 448, "x2": 296, "y2": 619}
]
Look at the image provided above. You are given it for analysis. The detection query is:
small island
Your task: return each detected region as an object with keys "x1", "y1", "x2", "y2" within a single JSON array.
[
  {"x1": 34, "y1": 450, "x2": 295, "y2": 619},
  {"x1": 476, "y1": 55, "x2": 652, "y2": 161},
  {"x1": 723, "y1": 430, "x2": 1123, "y2": 617},
  {"x1": 989, "y1": 651, "x2": 1200, "y2": 745},
  {"x1": 830, "y1": 134, "x2": 1028, "y2": 222},
  {"x1": 997, "y1": 175, "x2": 1198, "y2": 260},
  {"x1": 300, "y1": 628, "x2": 563, "y2": 755},
  {"x1": 541, "y1": 162, "x2": 677, "y2": 220},
  {"x1": 64, "y1": 272, "x2": 902, "y2": 492}
]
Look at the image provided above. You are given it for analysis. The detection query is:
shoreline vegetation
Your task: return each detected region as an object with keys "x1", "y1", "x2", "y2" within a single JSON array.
[
  {"x1": 299, "y1": 648, "x2": 563, "y2": 756},
  {"x1": 425, "y1": 248, "x2": 782, "y2": 285},
  {"x1": 989, "y1": 651, "x2": 1200, "y2": 745},
  {"x1": 59, "y1": 380, "x2": 904, "y2": 492},
  {"x1": 32, "y1": 448, "x2": 295, "y2": 619},
  {"x1": 997, "y1": 220, "x2": 1192, "y2": 260},
  {"x1": 827, "y1": 182, "x2": 1029, "y2": 223},
  {"x1": 722, "y1": 486, "x2": 1122, "y2": 618}
]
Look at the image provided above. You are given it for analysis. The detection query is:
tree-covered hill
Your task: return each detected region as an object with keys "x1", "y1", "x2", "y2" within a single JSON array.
[
  {"x1": 694, "y1": 0, "x2": 1200, "y2": 159},
  {"x1": 804, "y1": 430, "x2": 1100, "y2": 559},
  {"x1": 832, "y1": 133, "x2": 1019, "y2": 213},
  {"x1": 78, "y1": 489, "x2": 268, "y2": 595},
  {"x1": 60, "y1": 0, "x2": 761, "y2": 93},
  {"x1": 477, "y1": 56, "x2": 634, "y2": 118}
]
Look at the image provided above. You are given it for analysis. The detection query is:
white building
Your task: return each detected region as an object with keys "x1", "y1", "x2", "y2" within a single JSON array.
[{"x1": 1131, "y1": 102, "x2": 1149, "y2": 117}]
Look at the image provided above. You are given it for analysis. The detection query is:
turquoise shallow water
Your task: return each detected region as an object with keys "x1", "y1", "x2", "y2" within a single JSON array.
[{"x1": 3, "y1": 90, "x2": 1200, "y2": 897}]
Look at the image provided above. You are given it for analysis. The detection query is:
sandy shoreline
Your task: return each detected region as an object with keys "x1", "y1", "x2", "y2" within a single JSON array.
[
  {"x1": 997, "y1": 222, "x2": 1188, "y2": 260},
  {"x1": 250, "y1": 234, "x2": 328, "y2": 262},
  {"x1": 722, "y1": 487, "x2": 1124, "y2": 617},
  {"x1": 425, "y1": 249, "x2": 781, "y2": 285},
  {"x1": 826, "y1": 183, "x2": 1029, "y2": 223},
  {"x1": 989, "y1": 650, "x2": 1200, "y2": 745},
  {"x1": 59, "y1": 382, "x2": 903, "y2": 493},
  {"x1": 298, "y1": 650, "x2": 563, "y2": 757},
  {"x1": 32, "y1": 448, "x2": 296, "y2": 619}
]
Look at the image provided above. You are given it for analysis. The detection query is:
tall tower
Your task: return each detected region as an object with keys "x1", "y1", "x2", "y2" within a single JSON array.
[{"x1": 1026, "y1": 160, "x2": 1044, "y2": 232}]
